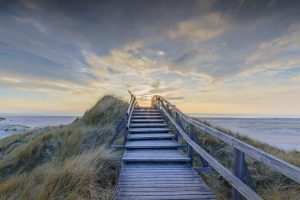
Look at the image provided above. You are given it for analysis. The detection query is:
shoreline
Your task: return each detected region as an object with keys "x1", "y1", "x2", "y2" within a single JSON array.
[{"x1": 196, "y1": 117, "x2": 300, "y2": 152}]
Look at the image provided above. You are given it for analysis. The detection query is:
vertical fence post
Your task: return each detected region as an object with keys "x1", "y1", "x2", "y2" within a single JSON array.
[
  {"x1": 188, "y1": 123, "x2": 195, "y2": 165},
  {"x1": 124, "y1": 112, "x2": 128, "y2": 146},
  {"x1": 232, "y1": 148, "x2": 246, "y2": 200},
  {"x1": 194, "y1": 130, "x2": 210, "y2": 167},
  {"x1": 175, "y1": 112, "x2": 182, "y2": 142}
]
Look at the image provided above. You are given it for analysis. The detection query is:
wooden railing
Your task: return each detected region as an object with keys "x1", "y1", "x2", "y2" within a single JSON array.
[
  {"x1": 152, "y1": 95, "x2": 300, "y2": 200},
  {"x1": 109, "y1": 91, "x2": 137, "y2": 148},
  {"x1": 124, "y1": 91, "x2": 137, "y2": 144}
]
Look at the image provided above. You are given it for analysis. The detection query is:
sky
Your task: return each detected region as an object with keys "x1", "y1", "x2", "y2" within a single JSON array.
[{"x1": 0, "y1": 0, "x2": 300, "y2": 115}]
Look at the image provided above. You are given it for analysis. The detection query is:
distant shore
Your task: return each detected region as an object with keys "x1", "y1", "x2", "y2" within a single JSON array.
[
  {"x1": 0, "y1": 116, "x2": 77, "y2": 140},
  {"x1": 195, "y1": 116, "x2": 300, "y2": 151}
]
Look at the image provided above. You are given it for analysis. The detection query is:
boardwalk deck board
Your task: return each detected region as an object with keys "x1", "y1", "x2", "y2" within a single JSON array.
[
  {"x1": 131, "y1": 115, "x2": 163, "y2": 119},
  {"x1": 131, "y1": 119, "x2": 166, "y2": 123},
  {"x1": 130, "y1": 123, "x2": 167, "y2": 128},
  {"x1": 129, "y1": 127, "x2": 171, "y2": 133},
  {"x1": 132, "y1": 112, "x2": 161, "y2": 115},
  {"x1": 127, "y1": 133, "x2": 175, "y2": 140},
  {"x1": 123, "y1": 149, "x2": 190, "y2": 162},
  {"x1": 125, "y1": 140, "x2": 180, "y2": 149},
  {"x1": 116, "y1": 107, "x2": 216, "y2": 200}
]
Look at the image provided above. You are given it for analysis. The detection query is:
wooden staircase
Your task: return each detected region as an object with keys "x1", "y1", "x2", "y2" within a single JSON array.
[{"x1": 116, "y1": 107, "x2": 216, "y2": 199}]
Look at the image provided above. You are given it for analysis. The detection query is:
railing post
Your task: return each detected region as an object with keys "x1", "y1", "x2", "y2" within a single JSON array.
[
  {"x1": 232, "y1": 148, "x2": 246, "y2": 200},
  {"x1": 194, "y1": 130, "x2": 210, "y2": 168},
  {"x1": 174, "y1": 112, "x2": 182, "y2": 142},
  {"x1": 188, "y1": 124, "x2": 195, "y2": 165},
  {"x1": 124, "y1": 113, "x2": 128, "y2": 146}
]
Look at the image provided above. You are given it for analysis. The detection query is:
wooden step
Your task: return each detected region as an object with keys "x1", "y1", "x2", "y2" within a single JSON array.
[
  {"x1": 135, "y1": 107, "x2": 155, "y2": 110},
  {"x1": 132, "y1": 113, "x2": 161, "y2": 116},
  {"x1": 123, "y1": 149, "x2": 191, "y2": 163},
  {"x1": 131, "y1": 119, "x2": 166, "y2": 123},
  {"x1": 132, "y1": 115, "x2": 163, "y2": 119},
  {"x1": 129, "y1": 128, "x2": 171, "y2": 133},
  {"x1": 130, "y1": 123, "x2": 167, "y2": 128},
  {"x1": 133, "y1": 110, "x2": 160, "y2": 113},
  {"x1": 116, "y1": 164, "x2": 216, "y2": 200},
  {"x1": 125, "y1": 140, "x2": 180, "y2": 149},
  {"x1": 127, "y1": 133, "x2": 175, "y2": 140}
]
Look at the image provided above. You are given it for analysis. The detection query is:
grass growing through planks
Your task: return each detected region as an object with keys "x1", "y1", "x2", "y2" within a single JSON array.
[
  {"x1": 192, "y1": 119, "x2": 300, "y2": 200},
  {"x1": 0, "y1": 95, "x2": 127, "y2": 200}
]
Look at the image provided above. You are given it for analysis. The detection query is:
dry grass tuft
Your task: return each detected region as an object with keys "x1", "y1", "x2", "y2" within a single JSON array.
[
  {"x1": 194, "y1": 119, "x2": 300, "y2": 200},
  {"x1": 0, "y1": 95, "x2": 127, "y2": 200}
]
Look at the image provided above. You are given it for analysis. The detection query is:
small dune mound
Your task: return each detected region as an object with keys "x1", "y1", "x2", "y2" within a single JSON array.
[{"x1": 0, "y1": 95, "x2": 127, "y2": 200}]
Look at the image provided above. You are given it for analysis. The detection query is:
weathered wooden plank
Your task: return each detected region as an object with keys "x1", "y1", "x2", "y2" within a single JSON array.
[
  {"x1": 119, "y1": 178, "x2": 204, "y2": 182},
  {"x1": 116, "y1": 193, "x2": 216, "y2": 199},
  {"x1": 233, "y1": 148, "x2": 247, "y2": 200},
  {"x1": 131, "y1": 119, "x2": 166, "y2": 123},
  {"x1": 130, "y1": 123, "x2": 167, "y2": 128},
  {"x1": 127, "y1": 133, "x2": 175, "y2": 140},
  {"x1": 133, "y1": 109, "x2": 160, "y2": 112},
  {"x1": 126, "y1": 95, "x2": 136, "y2": 129},
  {"x1": 118, "y1": 185, "x2": 211, "y2": 193},
  {"x1": 129, "y1": 127, "x2": 171, "y2": 133},
  {"x1": 133, "y1": 112, "x2": 161, "y2": 116},
  {"x1": 116, "y1": 195, "x2": 216, "y2": 200},
  {"x1": 125, "y1": 140, "x2": 180, "y2": 149},
  {"x1": 117, "y1": 183, "x2": 207, "y2": 187},
  {"x1": 118, "y1": 172, "x2": 202, "y2": 177},
  {"x1": 122, "y1": 171, "x2": 196, "y2": 175},
  {"x1": 116, "y1": 162, "x2": 216, "y2": 199},
  {"x1": 123, "y1": 163, "x2": 190, "y2": 167},
  {"x1": 188, "y1": 123, "x2": 195, "y2": 165},
  {"x1": 132, "y1": 115, "x2": 163, "y2": 119},
  {"x1": 117, "y1": 191, "x2": 214, "y2": 195}
]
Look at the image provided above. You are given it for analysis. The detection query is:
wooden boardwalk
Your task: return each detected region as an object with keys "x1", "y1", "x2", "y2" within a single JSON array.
[
  {"x1": 110, "y1": 92, "x2": 300, "y2": 200},
  {"x1": 116, "y1": 107, "x2": 216, "y2": 200}
]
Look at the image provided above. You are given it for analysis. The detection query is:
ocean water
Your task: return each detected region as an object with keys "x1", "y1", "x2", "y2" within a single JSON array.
[
  {"x1": 191, "y1": 114, "x2": 300, "y2": 151},
  {"x1": 0, "y1": 116, "x2": 78, "y2": 139},
  {"x1": 1, "y1": 114, "x2": 300, "y2": 151}
]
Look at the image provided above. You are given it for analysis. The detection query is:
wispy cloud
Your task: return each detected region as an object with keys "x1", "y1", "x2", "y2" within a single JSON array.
[
  {"x1": 0, "y1": 0, "x2": 300, "y2": 114},
  {"x1": 169, "y1": 12, "x2": 225, "y2": 41}
]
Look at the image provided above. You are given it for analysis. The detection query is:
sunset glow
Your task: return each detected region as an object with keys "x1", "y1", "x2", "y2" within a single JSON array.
[{"x1": 1, "y1": 0, "x2": 300, "y2": 115}]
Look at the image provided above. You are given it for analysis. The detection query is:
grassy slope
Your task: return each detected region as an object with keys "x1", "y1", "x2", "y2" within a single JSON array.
[
  {"x1": 0, "y1": 95, "x2": 127, "y2": 200},
  {"x1": 192, "y1": 119, "x2": 300, "y2": 200}
]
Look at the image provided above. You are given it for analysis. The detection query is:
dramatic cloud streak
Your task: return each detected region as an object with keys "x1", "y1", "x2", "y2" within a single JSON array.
[{"x1": 0, "y1": 0, "x2": 300, "y2": 115}]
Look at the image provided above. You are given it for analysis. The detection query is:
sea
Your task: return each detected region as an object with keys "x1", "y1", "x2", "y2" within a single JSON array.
[
  {"x1": 191, "y1": 114, "x2": 300, "y2": 152},
  {"x1": 0, "y1": 115, "x2": 78, "y2": 139},
  {"x1": 0, "y1": 114, "x2": 299, "y2": 152}
]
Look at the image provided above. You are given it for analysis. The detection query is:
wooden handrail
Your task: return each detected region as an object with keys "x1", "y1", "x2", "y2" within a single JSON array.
[
  {"x1": 109, "y1": 91, "x2": 137, "y2": 148},
  {"x1": 152, "y1": 95, "x2": 300, "y2": 183},
  {"x1": 126, "y1": 91, "x2": 136, "y2": 115},
  {"x1": 159, "y1": 103, "x2": 262, "y2": 199},
  {"x1": 126, "y1": 91, "x2": 136, "y2": 129},
  {"x1": 152, "y1": 95, "x2": 300, "y2": 199}
]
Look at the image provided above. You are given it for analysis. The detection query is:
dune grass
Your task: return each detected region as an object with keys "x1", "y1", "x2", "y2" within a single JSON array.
[
  {"x1": 192, "y1": 119, "x2": 300, "y2": 200},
  {"x1": 0, "y1": 95, "x2": 127, "y2": 200}
]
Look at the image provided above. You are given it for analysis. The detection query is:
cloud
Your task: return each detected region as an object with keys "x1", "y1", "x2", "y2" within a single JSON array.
[
  {"x1": 0, "y1": 0, "x2": 300, "y2": 114},
  {"x1": 243, "y1": 23, "x2": 300, "y2": 75},
  {"x1": 169, "y1": 12, "x2": 225, "y2": 41},
  {"x1": 84, "y1": 42, "x2": 157, "y2": 77},
  {"x1": 157, "y1": 50, "x2": 165, "y2": 56}
]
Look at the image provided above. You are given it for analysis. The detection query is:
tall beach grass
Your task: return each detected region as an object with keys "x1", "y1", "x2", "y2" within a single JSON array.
[
  {"x1": 0, "y1": 95, "x2": 127, "y2": 200},
  {"x1": 192, "y1": 119, "x2": 300, "y2": 200}
]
